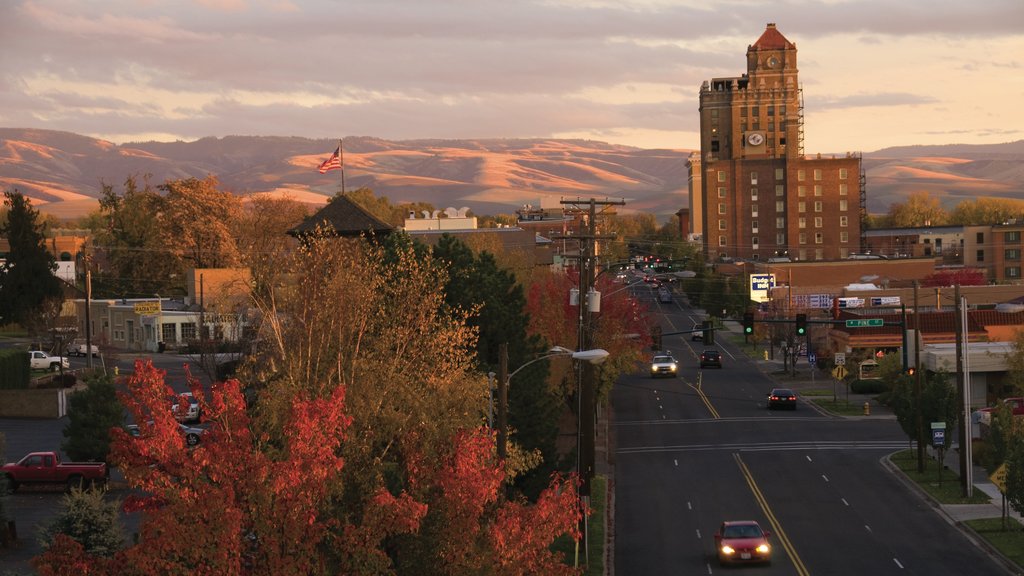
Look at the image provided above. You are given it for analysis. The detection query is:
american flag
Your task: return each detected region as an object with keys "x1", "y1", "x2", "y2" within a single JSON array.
[{"x1": 317, "y1": 146, "x2": 342, "y2": 174}]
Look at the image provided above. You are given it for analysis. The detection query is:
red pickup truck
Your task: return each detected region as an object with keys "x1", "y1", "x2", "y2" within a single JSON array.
[
  {"x1": 1, "y1": 451, "x2": 108, "y2": 492},
  {"x1": 976, "y1": 397, "x2": 1024, "y2": 427}
]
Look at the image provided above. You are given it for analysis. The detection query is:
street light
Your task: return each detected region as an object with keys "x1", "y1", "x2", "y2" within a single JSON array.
[{"x1": 496, "y1": 344, "x2": 609, "y2": 461}]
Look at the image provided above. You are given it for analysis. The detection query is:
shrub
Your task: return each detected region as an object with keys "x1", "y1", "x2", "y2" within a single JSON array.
[
  {"x1": 38, "y1": 487, "x2": 125, "y2": 557},
  {"x1": 851, "y1": 379, "x2": 888, "y2": 394}
]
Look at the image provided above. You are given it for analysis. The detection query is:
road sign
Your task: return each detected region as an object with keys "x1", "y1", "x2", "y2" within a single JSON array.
[
  {"x1": 831, "y1": 365, "x2": 848, "y2": 380},
  {"x1": 845, "y1": 319, "x2": 884, "y2": 328},
  {"x1": 991, "y1": 463, "x2": 1007, "y2": 493},
  {"x1": 932, "y1": 429, "x2": 945, "y2": 447},
  {"x1": 808, "y1": 352, "x2": 816, "y2": 365},
  {"x1": 834, "y1": 353, "x2": 846, "y2": 365},
  {"x1": 133, "y1": 301, "x2": 160, "y2": 316}
]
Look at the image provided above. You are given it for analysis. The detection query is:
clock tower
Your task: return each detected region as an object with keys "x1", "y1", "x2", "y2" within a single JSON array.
[{"x1": 687, "y1": 23, "x2": 864, "y2": 263}]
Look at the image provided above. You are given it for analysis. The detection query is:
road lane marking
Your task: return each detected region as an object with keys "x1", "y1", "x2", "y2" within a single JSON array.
[
  {"x1": 688, "y1": 373, "x2": 720, "y2": 419},
  {"x1": 734, "y1": 454, "x2": 810, "y2": 576},
  {"x1": 842, "y1": 498, "x2": 849, "y2": 506},
  {"x1": 893, "y1": 558, "x2": 904, "y2": 569}
]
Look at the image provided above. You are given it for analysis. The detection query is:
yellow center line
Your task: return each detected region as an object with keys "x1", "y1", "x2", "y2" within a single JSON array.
[
  {"x1": 733, "y1": 453, "x2": 810, "y2": 576},
  {"x1": 687, "y1": 372, "x2": 720, "y2": 419}
]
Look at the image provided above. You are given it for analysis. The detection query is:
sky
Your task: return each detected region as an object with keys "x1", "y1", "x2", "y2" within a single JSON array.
[{"x1": 2, "y1": 0, "x2": 1023, "y2": 154}]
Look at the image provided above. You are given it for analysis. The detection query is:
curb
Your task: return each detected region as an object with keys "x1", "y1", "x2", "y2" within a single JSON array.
[{"x1": 881, "y1": 454, "x2": 1023, "y2": 575}]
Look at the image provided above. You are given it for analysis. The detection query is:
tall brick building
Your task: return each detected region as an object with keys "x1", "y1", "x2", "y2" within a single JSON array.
[{"x1": 688, "y1": 23, "x2": 865, "y2": 262}]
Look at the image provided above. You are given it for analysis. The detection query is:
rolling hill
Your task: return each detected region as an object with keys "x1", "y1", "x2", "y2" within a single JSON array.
[{"x1": 1, "y1": 128, "x2": 1021, "y2": 221}]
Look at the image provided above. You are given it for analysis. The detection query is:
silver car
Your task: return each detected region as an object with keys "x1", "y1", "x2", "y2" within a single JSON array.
[{"x1": 649, "y1": 353, "x2": 678, "y2": 378}]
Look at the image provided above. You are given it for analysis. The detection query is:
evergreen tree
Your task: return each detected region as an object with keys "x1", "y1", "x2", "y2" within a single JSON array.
[
  {"x1": 61, "y1": 373, "x2": 125, "y2": 462},
  {"x1": 0, "y1": 190, "x2": 63, "y2": 327},
  {"x1": 38, "y1": 487, "x2": 126, "y2": 558}
]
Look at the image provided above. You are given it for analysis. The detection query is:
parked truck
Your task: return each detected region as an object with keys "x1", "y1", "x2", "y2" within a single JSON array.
[
  {"x1": 1, "y1": 451, "x2": 107, "y2": 492},
  {"x1": 976, "y1": 397, "x2": 1024, "y2": 427},
  {"x1": 65, "y1": 341, "x2": 101, "y2": 357},
  {"x1": 28, "y1": 350, "x2": 69, "y2": 372}
]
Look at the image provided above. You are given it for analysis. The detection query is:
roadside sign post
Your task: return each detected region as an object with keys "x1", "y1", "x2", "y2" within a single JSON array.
[
  {"x1": 831, "y1": 364, "x2": 848, "y2": 403},
  {"x1": 931, "y1": 422, "x2": 946, "y2": 485}
]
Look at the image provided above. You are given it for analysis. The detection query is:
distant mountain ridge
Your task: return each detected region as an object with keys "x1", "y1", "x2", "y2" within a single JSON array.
[{"x1": 1, "y1": 128, "x2": 1022, "y2": 221}]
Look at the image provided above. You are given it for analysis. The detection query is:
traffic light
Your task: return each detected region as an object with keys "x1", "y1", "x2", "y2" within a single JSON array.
[
  {"x1": 742, "y1": 312, "x2": 754, "y2": 335},
  {"x1": 702, "y1": 320, "x2": 715, "y2": 345},
  {"x1": 906, "y1": 367, "x2": 916, "y2": 376},
  {"x1": 795, "y1": 313, "x2": 807, "y2": 336}
]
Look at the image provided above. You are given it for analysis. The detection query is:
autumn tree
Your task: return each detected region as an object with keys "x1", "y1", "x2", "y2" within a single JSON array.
[
  {"x1": 920, "y1": 268, "x2": 986, "y2": 287},
  {"x1": 949, "y1": 197, "x2": 1024, "y2": 226},
  {"x1": 158, "y1": 176, "x2": 242, "y2": 269},
  {"x1": 883, "y1": 191, "x2": 949, "y2": 228},
  {"x1": 92, "y1": 176, "x2": 181, "y2": 297},
  {"x1": 0, "y1": 190, "x2": 63, "y2": 327},
  {"x1": 231, "y1": 193, "x2": 308, "y2": 300},
  {"x1": 344, "y1": 187, "x2": 434, "y2": 227}
]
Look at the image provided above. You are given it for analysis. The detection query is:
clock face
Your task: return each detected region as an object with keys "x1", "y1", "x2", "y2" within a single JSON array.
[
  {"x1": 767, "y1": 56, "x2": 779, "y2": 68},
  {"x1": 747, "y1": 132, "x2": 765, "y2": 146}
]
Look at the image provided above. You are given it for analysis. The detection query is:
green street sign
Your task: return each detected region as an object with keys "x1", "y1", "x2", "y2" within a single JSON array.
[{"x1": 846, "y1": 319, "x2": 884, "y2": 328}]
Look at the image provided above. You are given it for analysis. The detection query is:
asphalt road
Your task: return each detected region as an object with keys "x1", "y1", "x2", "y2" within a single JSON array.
[{"x1": 612, "y1": 287, "x2": 1011, "y2": 575}]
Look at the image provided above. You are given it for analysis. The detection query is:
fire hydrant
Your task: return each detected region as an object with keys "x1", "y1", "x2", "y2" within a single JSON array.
[
  {"x1": 863, "y1": 401, "x2": 871, "y2": 416},
  {"x1": 763, "y1": 350, "x2": 769, "y2": 360}
]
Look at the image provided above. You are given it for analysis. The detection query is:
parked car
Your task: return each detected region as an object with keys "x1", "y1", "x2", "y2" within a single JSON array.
[
  {"x1": 126, "y1": 422, "x2": 207, "y2": 447},
  {"x1": 649, "y1": 353, "x2": 678, "y2": 378},
  {"x1": 171, "y1": 392, "x2": 201, "y2": 423},
  {"x1": 1, "y1": 451, "x2": 107, "y2": 492},
  {"x1": 66, "y1": 341, "x2": 101, "y2": 357},
  {"x1": 28, "y1": 350, "x2": 69, "y2": 372},
  {"x1": 714, "y1": 520, "x2": 772, "y2": 565},
  {"x1": 976, "y1": 397, "x2": 1024, "y2": 426},
  {"x1": 700, "y1": 349, "x2": 722, "y2": 369},
  {"x1": 767, "y1": 388, "x2": 797, "y2": 410}
]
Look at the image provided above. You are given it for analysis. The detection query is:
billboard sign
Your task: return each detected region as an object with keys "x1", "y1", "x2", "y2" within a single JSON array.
[{"x1": 749, "y1": 274, "x2": 776, "y2": 303}]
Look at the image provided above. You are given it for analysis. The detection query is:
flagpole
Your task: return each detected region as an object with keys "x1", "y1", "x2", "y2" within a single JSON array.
[{"x1": 340, "y1": 138, "x2": 345, "y2": 194}]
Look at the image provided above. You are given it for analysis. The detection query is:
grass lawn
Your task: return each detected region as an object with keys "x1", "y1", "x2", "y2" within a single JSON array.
[
  {"x1": 964, "y1": 517, "x2": 1024, "y2": 568},
  {"x1": 889, "y1": 449, "x2": 991, "y2": 505},
  {"x1": 553, "y1": 474, "x2": 606, "y2": 574}
]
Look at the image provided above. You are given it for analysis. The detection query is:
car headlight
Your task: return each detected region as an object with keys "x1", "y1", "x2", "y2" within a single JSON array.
[
  {"x1": 756, "y1": 544, "x2": 770, "y2": 553},
  {"x1": 720, "y1": 545, "x2": 735, "y2": 555},
  {"x1": 669, "y1": 364, "x2": 677, "y2": 371}
]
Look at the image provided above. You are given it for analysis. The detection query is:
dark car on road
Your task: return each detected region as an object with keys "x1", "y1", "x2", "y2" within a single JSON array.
[
  {"x1": 767, "y1": 388, "x2": 797, "y2": 410},
  {"x1": 699, "y1": 349, "x2": 722, "y2": 369}
]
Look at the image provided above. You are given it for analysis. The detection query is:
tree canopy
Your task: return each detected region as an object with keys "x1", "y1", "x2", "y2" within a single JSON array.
[{"x1": 0, "y1": 190, "x2": 63, "y2": 327}]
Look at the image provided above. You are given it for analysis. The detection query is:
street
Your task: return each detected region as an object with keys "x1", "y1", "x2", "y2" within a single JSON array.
[{"x1": 612, "y1": 289, "x2": 1010, "y2": 574}]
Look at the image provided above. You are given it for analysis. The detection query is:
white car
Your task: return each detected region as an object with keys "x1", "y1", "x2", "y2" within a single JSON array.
[
  {"x1": 66, "y1": 342, "x2": 101, "y2": 357},
  {"x1": 28, "y1": 351, "x2": 69, "y2": 372},
  {"x1": 649, "y1": 353, "x2": 678, "y2": 378},
  {"x1": 171, "y1": 392, "x2": 201, "y2": 423}
]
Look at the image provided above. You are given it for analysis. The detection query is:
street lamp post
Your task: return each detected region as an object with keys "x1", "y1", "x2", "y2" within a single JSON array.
[{"x1": 495, "y1": 343, "x2": 609, "y2": 462}]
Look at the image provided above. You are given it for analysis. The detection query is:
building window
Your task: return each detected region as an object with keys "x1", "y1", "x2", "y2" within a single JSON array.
[
  {"x1": 752, "y1": 237, "x2": 759, "y2": 249},
  {"x1": 776, "y1": 201, "x2": 785, "y2": 212},
  {"x1": 814, "y1": 201, "x2": 823, "y2": 212},
  {"x1": 815, "y1": 232, "x2": 823, "y2": 244},
  {"x1": 798, "y1": 186, "x2": 806, "y2": 197},
  {"x1": 718, "y1": 203, "x2": 727, "y2": 215},
  {"x1": 798, "y1": 217, "x2": 806, "y2": 229},
  {"x1": 840, "y1": 216, "x2": 848, "y2": 227},
  {"x1": 1007, "y1": 267, "x2": 1021, "y2": 278},
  {"x1": 719, "y1": 235, "x2": 727, "y2": 247},
  {"x1": 840, "y1": 199, "x2": 848, "y2": 211},
  {"x1": 798, "y1": 170, "x2": 806, "y2": 181},
  {"x1": 751, "y1": 188, "x2": 758, "y2": 201},
  {"x1": 977, "y1": 250, "x2": 985, "y2": 262},
  {"x1": 840, "y1": 183, "x2": 848, "y2": 195},
  {"x1": 718, "y1": 171, "x2": 727, "y2": 183},
  {"x1": 776, "y1": 217, "x2": 785, "y2": 229},
  {"x1": 750, "y1": 172, "x2": 758, "y2": 184},
  {"x1": 751, "y1": 106, "x2": 759, "y2": 116},
  {"x1": 719, "y1": 219, "x2": 727, "y2": 230},
  {"x1": 977, "y1": 232, "x2": 985, "y2": 243},
  {"x1": 751, "y1": 220, "x2": 759, "y2": 232},
  {"x1": 777, "y1": 233, "x2": 786, "y2": 245},
  {"x1": 775, "y1": 168, "x2": 784, "y2": 180},
  {"x1": 1006, "y1": 231, "x2": 1021, "y2": 243},
  {"x1": 775, "y1": 184, "x2": 784, "y2": 197},
  {"x1": 841, "y1": 231, "x2": 849, "y2": 242},
  {"x1": 798, "y1": 202, "x2": 806, "y2": 213},
  {"x1": 751, "y1": 206, "x2": 758, "y2": 217},
  {"x1": 799, "y1": 233, "x2": 806, "y2": 245},
  {"x1": 814, "y1": 185, "x2": 823, "y2": 196},
  {"x1": 814, "y1": 217, "x2": 823, "y2": 228},
  {"x1": 1006, "y1": 249, "x2": 1021, "y2": 261},
  {"x1": 161, "y1": 323, "x2": 175, "y2": 343},
  {"x1": 181, "y1": 322, "x2": 197, "y2": 340},
  {"x1": 718, "y1": 187, "x2": 727, "y2": 198},
  {"x1": 815, "y1": 248, "x2": 824, "y2": 260},
  {"x1": 814, "y1": 169, "x2": 823, "y2": 181},
  {"x1": 839, "y1": 168, "x2": 848, "y2": 179}
]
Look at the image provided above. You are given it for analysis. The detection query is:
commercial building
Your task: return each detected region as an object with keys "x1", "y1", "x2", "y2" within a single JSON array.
[{"x1": 689, "y1": 23, "x2": 865, "y2": 262}]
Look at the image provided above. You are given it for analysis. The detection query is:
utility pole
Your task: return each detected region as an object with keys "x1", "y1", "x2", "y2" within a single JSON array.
[
  {"x1": 556, "y1": 196, "x2": 623, "y2": 566},
  {"x1": 84, "y1": 251, "x2": 94, "y2": 370},
  {"x1": 954, "y1": 284, "x2": 968, "y2": 497},
  {"x1": 913, "y1": 283, "x2": 924, "y2": 473}
]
